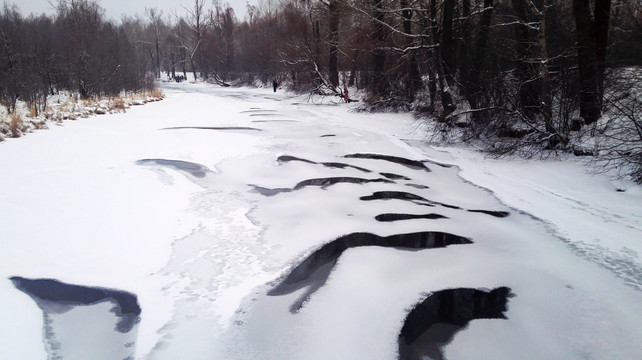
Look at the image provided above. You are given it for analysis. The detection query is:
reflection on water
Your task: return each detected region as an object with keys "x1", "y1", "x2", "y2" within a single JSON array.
[
  {"x1": 10, "y1": 277, "x2": 141, "y2": 360},
  {"x1": 269, "y1": 232, "x2": 472, "y2": 313},
  {"x1": 398, "y1": 287, "x2": 512, "y2": 360}
]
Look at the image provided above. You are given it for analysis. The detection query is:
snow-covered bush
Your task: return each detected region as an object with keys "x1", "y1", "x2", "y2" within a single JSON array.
[{"x1": 593, "y1": 70, "x2": 642, "y2": 182}]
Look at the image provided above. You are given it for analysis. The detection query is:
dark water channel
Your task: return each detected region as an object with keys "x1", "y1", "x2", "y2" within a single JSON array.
[
  {"x1": 10, "y1": 276, "x2": 141, "y2": 360},
  {"x1": 269, "y1": 232, "x2": 472, "y2": 313},
  {"x1": 398, "y1": 287, "x2": 512, "y2": 360}
]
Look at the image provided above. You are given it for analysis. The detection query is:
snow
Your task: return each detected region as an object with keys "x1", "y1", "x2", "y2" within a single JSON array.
[{"x1": 1, "y1": 80, "x2": 641, "y2": 359}]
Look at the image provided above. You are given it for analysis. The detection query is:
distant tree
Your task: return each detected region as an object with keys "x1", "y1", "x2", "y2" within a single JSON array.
[
  {"x1": 0, "y1": 4, "x2": 22, "y2": 113},
  {"x1": 145, "y1": 7, "x2": 165, "y2": 79},
  {"x1": 174, "y1": 0, "x2": 211, "y2": 80}
]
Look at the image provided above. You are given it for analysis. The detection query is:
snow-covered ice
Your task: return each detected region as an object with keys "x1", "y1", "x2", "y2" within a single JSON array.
[{"x1": 1, "y1": 81, "x2": 641, "y2": 359}]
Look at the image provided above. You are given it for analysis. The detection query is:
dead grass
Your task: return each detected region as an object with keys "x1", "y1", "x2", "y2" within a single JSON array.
[
  {"x1": 0, "y1": 89, "x2": 165, "y2": 141},
  {"x1": 111, "y1": 97, "x2": 126, "y2": 111},
  {"x1": 150, "y1": 88, "x2": 164, "y2": 98},
  {"x1": 10, "y1": 112, "x2": 23, "y2": 137}
]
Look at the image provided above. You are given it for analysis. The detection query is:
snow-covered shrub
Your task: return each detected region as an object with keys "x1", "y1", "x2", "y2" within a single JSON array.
[{"x1": 590, "y1": 68, "x2": 642, "y2": 183}]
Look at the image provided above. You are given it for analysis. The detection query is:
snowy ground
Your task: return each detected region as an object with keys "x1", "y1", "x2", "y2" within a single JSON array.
[{"x1": 1, "y1": 81, "x2": 641, "y2": 360}]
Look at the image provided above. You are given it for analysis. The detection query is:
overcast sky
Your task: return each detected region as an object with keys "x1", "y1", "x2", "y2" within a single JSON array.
[{"x1": 16, "y1": 0, "x2": 254, "y2": 22}]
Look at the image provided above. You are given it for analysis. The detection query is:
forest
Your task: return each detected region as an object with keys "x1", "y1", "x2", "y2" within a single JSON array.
[{"x1": 1, "y1": 0, "x2": 641, "y2": 182}]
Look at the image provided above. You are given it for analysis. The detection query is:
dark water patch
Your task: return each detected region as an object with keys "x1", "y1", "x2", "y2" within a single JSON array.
[
  {"x1": 161, "y1": 126, "x2": 261, "y2": 131},
  {"x1": 250, "y1": 185, "x2": 292, "y2": 196},
  {"x1": 468, "y1": 209, "x2": 510, "y2": 218},
  {"x1": 380, "y1": 172, "x2": 412, "y2": 180},
  {"x1": 398, "y1": 287, "x2": 512, "y2": 360},
  {"x1": 293, "y1": 177, "x2": 393, "y2": 190},
  {"x1": 321, "y1": 134, "x2": 336, "y2": 137},
  {"x1": 344, "y1": 153, "x2": 431, "y2": 172},
  {"x1": 423, "y1": 159, "x2": 455, "y2": 168},
  {"x1": 250, "y1": 177, "x2": 393, "y2": 197},
  {"x1": 440, "y1": 203, "x2": 461, "y2": 209},
  {"x1": 276, "y1": 155, "x2": 371, "y2": 172},
  {"x1": 249, "y1": 113, "x2": 280, "y2": 117},
  {"x1": 10, "y1": 276, "x2": 141, "y2": 333},
  {"x1": 375, "y1": 213, "x2": 448, "y2": 222},
  {"x1": 136, "y1": 159, "x2": 210, "y2": 178},
  {"x1": 269, "y1": 232, "x2": 472, "y2": 312},
  {"x1": 361, "y1": 191, "x2": 436, "y2": 206},
  {"x1": 321, "y1": 162, "x2": 371, "y2": 173},
  {"x1": 361, "y1": 191, "x2": 463, "y2": 210},
  {"x1": 406, "y1": 184, "x2": 430, "y2": 189},
  {"x1": 251, "y1": 119, "x2": 298, "y2": 123},
  {"x1": 241, "y1": 109, "x2": 275, "y2": 113},
  {"x1": 277, "y1": 155, "x2": 317, "y2": 164}
]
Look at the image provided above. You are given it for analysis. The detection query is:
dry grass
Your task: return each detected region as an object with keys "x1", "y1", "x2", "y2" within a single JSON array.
[
  {"x1": 112, "y1": 97, "x2": 126, "y2": 111},
  {"x1": 0, "y1": 89, "x2": 165, "y2": 141},
  {"x1": 82, "y1": 98, "x2": 95, "y2": 108},
  {"x1": 150, "y1": 88, "x2": 164, "y2": 98},
  {"x1": 28, "y1": 106, "x2": 37, "y2": 118},
  {"x1": 10, "y1": 112, "x2": 23, "y2": 137},
  {"x1": 33, "y1": 120, "x2": 47, "y2": 130}
]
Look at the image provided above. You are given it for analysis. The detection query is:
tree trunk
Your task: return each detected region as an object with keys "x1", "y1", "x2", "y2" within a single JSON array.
[
  {"x1": 473, "y1": 0, "x2": 494, "y2": 77},
  {"x1": 191, "y1": 56, "x2": 198, "y2": 81},
  {"x1": 400, "y1": 0, "x2": 421, "y2": 96},
  {"x1": 441, "y1": 0, "x2": 456, "y2": 81},
  {"x1": 155, "y1": 36, "x2": 161, "y2": 78},
  {"x1": 538, "y1": 0, "x2": 554, "y2": 134},
  {"x1": 573, "y1": 0, "x2": 601, "y2": 125},
  {"x1": 463, "y1": 0, "x2": 495, "y2": 118},
  {"x1": 348, "y1": 56, "x2": 359, "y2": 87},
  {"x1": 511, "y1": 0, "x2": 541, "y2": 116},
  {"x1": 430, "y1": 0, "x2": 455, "y2": 115},
  {"x1": 459, "y1": 0, "x2": 472, "y2": 88},
  {"x1": 328, "y1": 0, "x2": 339, "y2": 87},
  {"x1": 594, "y1": 0, "x2": 612, "y2": 101},
  {"x1": 427, "y1": 0, "x2": 437, "y2": 108},
  {"x1": 171, "y1": 52, "x2": 176, "y2": 79},
  {"x1": 371, "y1": 0, "x2": 387, "y2": 95}
]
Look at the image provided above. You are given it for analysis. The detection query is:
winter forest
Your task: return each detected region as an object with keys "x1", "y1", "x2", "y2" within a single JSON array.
[
  {"x1": 1, "y1": 0, "x2": 642, "y2": 181},
  {"x1": 2, "y1": 1, "x2": 642, "y2": 359}
]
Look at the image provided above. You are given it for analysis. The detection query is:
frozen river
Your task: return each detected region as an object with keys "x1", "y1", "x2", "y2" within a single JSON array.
[{"x1": 1, "y1": 82, "x2": 641, "y2": 359}]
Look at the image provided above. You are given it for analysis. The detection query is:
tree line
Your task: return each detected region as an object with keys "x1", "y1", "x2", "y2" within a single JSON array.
[
  {"x1": 0, "y1": 1, "x2": 157, "y2": 117},
  {"x1": 2, "y1": 0, "x2": 642, "y2": 181}
]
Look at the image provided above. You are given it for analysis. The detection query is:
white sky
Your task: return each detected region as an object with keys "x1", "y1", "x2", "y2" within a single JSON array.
[{"x1": 15, "y1": 0, "x2": 254, "y2": 22}]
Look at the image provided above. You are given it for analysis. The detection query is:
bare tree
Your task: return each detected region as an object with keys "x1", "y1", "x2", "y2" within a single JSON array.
[
  {"x1": 174, "y1": 0, "x2": 211, "y2": 80},
  {"x1": 145, "y1": 7, "x2": 165, "y2": 79},
  {"x1": 572, "y1": 0, "x2": 612, "y2": 125}
]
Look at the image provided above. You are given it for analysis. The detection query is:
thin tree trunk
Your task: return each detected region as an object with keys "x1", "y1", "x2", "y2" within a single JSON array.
[
  {"x1": 539, "y1": 0, "x2": 554, "y2": 134},
  {"x1": 464, "y1": 0, "x2": 495, "y2": 119},
  {"x1": 155, "y1": 37, "x2": 161, "y2": 78},
  {"x1": 459, "y1": 0, "x2": 472, "y2": 89},
  {"x1": 432, "y1": 0, "x2": 455, "y2": 115},
  {"x1": 328, "y1": 0, "x2": 339, "y2": 87},
  {"x1": 401, "y1": 0, "x2": 421, "y2": 96},
  {"x1": 441, "y1": 0, "x2": 455, "y2": 81},
  {"x1": 427, "y1": 0, "x2": 437, "y2": 107},
  {"x1": 512, "y1": 0, "x2": 540, "y2": 116},
  {"x1": 348, "y1": 57, "x2": 359, "y2": 87},
  {"x1": 371, "y1": 0, "x2": 387, "y2": 95}
]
